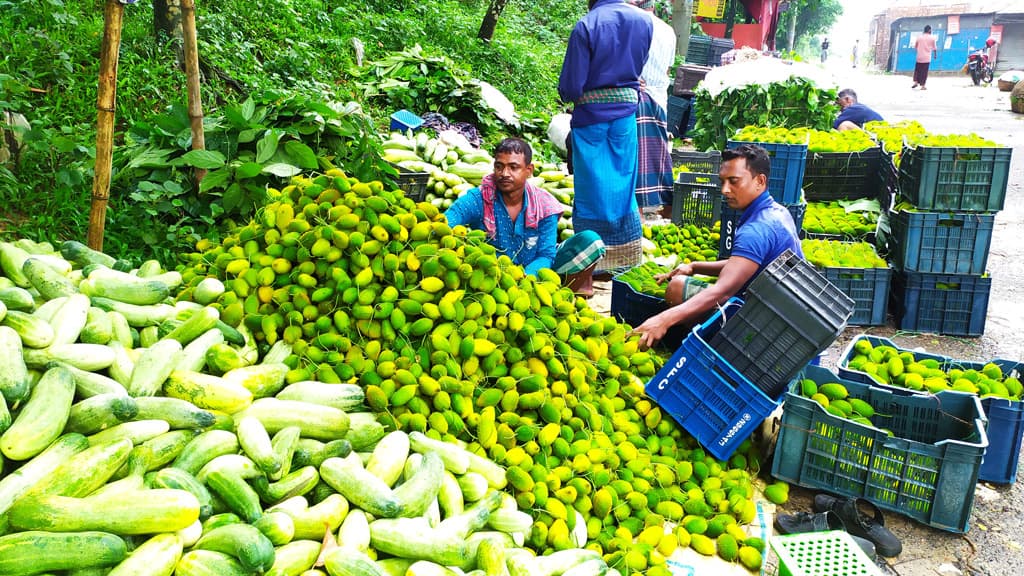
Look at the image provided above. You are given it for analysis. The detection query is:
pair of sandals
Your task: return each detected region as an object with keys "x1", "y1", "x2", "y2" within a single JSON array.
[{"x1": 775, "y1": 494, "x2": 903, "y2": 559}]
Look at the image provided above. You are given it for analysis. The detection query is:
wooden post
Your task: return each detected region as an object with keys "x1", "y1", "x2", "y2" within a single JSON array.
[
  {"x1": 182, "y1": 0, "x2": 207, "y2": 183},
  {"x1": 88, "y1": 0, "x2": 125, "y2": 251}
]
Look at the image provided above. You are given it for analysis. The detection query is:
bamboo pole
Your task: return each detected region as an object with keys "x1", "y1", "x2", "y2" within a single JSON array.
[
  {"x1": 181, "y1": 0, "x2": 207, "y2": 183},
  {"x1": 88, "y1": 0, "x2": 125, "y2": 251}
]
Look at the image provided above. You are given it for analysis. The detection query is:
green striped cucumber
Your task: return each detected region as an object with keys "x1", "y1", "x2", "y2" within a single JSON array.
[
  {"x1": 204, "y1": 467, "x2": 263, "y2": 523},
  {"x1": 2, "y1": 309, "x2": 56, "y2": 349},
  {"x1": 0, "y1": 325, "x2": 29, "y2": 404},
  {"x1": 23, "y1": 257, "x2": 78, "y2": 300},
  {"x1": 175, "y1": 549, "x2": 248, "y2": 576},
  {"x1": 106, "y1": 532, "x2": 182, "y2": 576},
  {"x1": 9, "y1": 488, "x2": 201, "y2": 534},
  {"x1": 270, "y1": 426, "x2": 302, "y2": 480},
  {"x1": 0, "y1": 530, "x2": 127, "y2": 575},
  {"x1": 277, "y1": 381, "x2": 365, "y2": 412},
  {"x1": 253, "y1": 510, "x2": 296, "y2": 546},
  {"x1": 234, "y1": 398, "x2": 349, "y2": 441},
  {"x1": 66, "y1": 393, "x2": 139, "y2": 435},
  {"x1": 194, "y1": 523, "x2": 276, "y2": 573},
  {"x1": 253, "y1": 465, "x2": 319, "y2": 505},
  {"x1": 87, "y1": 419, "x2": 171, "y2": 447},
  {"x1": 176, "y1": 328, "x2": 226, "y2": 372},
  {"x1": 266, "y1": 539, "x2": 321, "y2": 576},
  {"x1": 0, "y1": 433, "x2": 89, "y2": 517},
  {"x1": 50, "y1": 293, "x2": 91, "y2": 346},
  {"x1": 127, "y1": 338, "x2": 183, "y2": 396},
  {"x1": 133, "y1": 395, "x2": 215, "y2": 429},
  {"x1": 0, "y1": 364, "x2": 76, "y2": 461},
  {"x1": 151, "y1": 467, "x2": 215, "y2": 520},
  {"x1": 26, "y1": 437, "x2": 133, "y2": 497},
  {"x1": 171, "y1": 429, "x2": 240, "y2": 476}
]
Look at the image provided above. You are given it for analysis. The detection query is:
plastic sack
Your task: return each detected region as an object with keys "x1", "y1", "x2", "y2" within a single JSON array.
[{"x1": 547, "y1": 113, "x2": 572, "y2": 155}]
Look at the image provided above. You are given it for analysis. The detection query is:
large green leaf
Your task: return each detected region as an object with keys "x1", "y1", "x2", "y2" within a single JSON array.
[
  {"x1": 284, "y1": 141, "x2": 319, "y2": 170},
  {"x1": 262, "y1": 163, "x2": 303, "y2": 178},
  {"x1": 198, "y1": 166, "x2": 232, "y2": 193},
  {"x1": 235, "y1": 162, "x2": 264, "y2": 179},
  {"x1": 256, "y1": 130, "x2": 282, "y2": 164},
  {"x1": 180, "y1": 149, "x2": 226, "y2": 169}
]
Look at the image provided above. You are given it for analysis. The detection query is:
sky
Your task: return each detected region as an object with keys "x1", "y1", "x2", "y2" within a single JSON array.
[{"x1": 826, "y1": 0, "x2": 888, "y2": 56}]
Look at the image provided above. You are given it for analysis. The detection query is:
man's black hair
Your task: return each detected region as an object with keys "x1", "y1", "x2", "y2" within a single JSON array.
[
  {"x1": 494, "y1": 137, "x2": 533, "y2": 165},
  {"x1": 722, "y1": 144, "x2": 771, "y2": 181},
  {"x1": 924, "y1": 25, "x2": 932, "y2": 33},
  {"x1": 838, "y1": 88, "x2": 858, "y2": 101}
]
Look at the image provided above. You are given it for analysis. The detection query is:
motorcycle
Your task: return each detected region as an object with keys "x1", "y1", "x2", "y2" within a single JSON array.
[{"x1": 966, "y1": 50, "x2": 994, "y2": 85}]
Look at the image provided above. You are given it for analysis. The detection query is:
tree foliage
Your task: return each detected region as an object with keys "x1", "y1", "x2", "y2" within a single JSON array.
[{"x1": 774, "y1": 0, "x2": 843, "y2": 49}]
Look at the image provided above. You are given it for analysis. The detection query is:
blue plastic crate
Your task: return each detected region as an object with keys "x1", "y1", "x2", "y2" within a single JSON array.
[
  {"x1": 898, "y1": 143, "x2": 1012, "y2": 211},
  {"x1": 772, "y1": 365, "x2": 988, "y2": 533},
  {"x1": 727, "y1": 140, "x2": 807, "y2": 204},
  {"x1": 718, "y1": 202, "x2": 805, "y2": 258},
  {"x1": 389, "y1": 109, "x2": 424, "y2": 132},
  {"x1": 892, "y1": 271, "x2": 992, "y2": 337},
  {"x1": 610, "y1": 276, "x2": 687, "y2": 350},
  {"x1": 889, "y1": 210, "x2": 995, "y2": 275},
  {"x1": 644, "y1": 298, "x2": 781, "y2": 461},
  {"x1": 836, "y1": 334, "x2": 1024, "y2": 484},
  {"x1": 821, "y1": 265, "x2": 891, "y2": 326}
]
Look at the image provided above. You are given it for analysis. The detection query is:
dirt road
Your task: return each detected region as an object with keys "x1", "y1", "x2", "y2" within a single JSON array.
[{"x1": 797, "y1": 67, "x2": 1024, "y2": 576}]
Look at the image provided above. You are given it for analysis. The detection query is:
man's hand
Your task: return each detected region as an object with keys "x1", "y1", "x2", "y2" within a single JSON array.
[
  {"x1": 629, "y1": 312, "x2": 674, "y2": 351},
  {"x1": 654, "y1": 262, "x2": 695, "y2": 284}
]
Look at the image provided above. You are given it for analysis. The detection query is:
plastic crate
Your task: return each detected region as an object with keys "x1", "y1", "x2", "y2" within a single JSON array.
[
  {"x1": 389, "y1": 163, "x2": 431, "y2": 202},
  {"x1": 802, "y1": 147, "x2": 883, "y2": 201},
  {"x1": 836, "y1": 334, "x2": 1024, "y2": 484},
  {"x1": 878, "y1": 152, "x2": 899, "y2": 211},
  {"x1": 821, "y1": 265, "x2": 891, "y2": 326},
  {"x1": 726, "y1": 140, "x2": 808, "y2": 204},
  {"x1": 898, "y1": 143, "x2": 1012, "y2": 211},
  {"x1": 610, "y1": 276, "x2": 688, "y2": 350},
  {"x1": 772, "y1": 531, "x2": 884, "y2": 576},
  {"x1": 644, "y1": 298, "x2": 781, "y2": 461},
  {"x1": 710, "y1": 250, "x2": 854, "y2": 398},
  {"x1": 389, "y1": 109, "x2": 424, "y2": 132},
  {"x1": 718, "y1": 203, "x2": 806, "y2": 259},
  {"x1": 709, "y1": 38, "x2": 735, "y2": 67},
  {"x1": 686, "y1": 35, "x2": 712, "y2": 66},
  {"x1": 666, "y1": 95, "x2": 690, "y2": 137},
  {"x1": 670, "y1": 149, "x2": 720, "y2": 174},
  {"x1": 892, "y1": 271, "x2": 992, "y2": 337},
  {"x1": 673, "y1": 64, "x2": 711, "y2": 96},
  {"x1": 682, "y1": 103, "x2": 698, "y2": 137},
  {"x1": 771, "y1": 365, "x2": 988, "y2": 533},
  {"x1": 671, "y1": 172, "x2": 721, "y2": 228},
  {"x1": 889, "y1": 210, "x2": 995, "y2": 275}
]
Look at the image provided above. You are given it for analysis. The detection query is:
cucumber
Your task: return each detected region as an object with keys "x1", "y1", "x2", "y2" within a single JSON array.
[
  {"x1": 62, "y1": 360, "x2": 129, "y2": 398},
  {"x1": 337, "y1": 509, "x2": 371, "y2": 553},
  {"x1": 266, "y1": 539, "x2": 321, "y2": 576},
  {"x1": 80, "y1": 269, "x2": 170, "y2": 305},
  {"x1": 25, "y1": 437, "x2": 133, "y2": 497},
  {"x1": 324, "y1": 548, "x2": 385, "y2": 576},
  {"x1": 127, "y1": 338, "x2": 182, "y2": 396},
  {"x1": 175, "y1": 550, "x2": 248, "y2": 576},
  {"x1": 0, "y1": 286, "x2": 35, "y2": 311},
  {"x1": 194, "y1": 523, "x2": 276, "y2": 573},
  {"x1": 193, "y1": 277, "x2": 226, "y2": 305},
  {"x1": 164, "y1": 306, "x2": 220, "y2": 345},
  {"x1": 204, "y1": 342, "x2": 247, "y2": 374},
  {"x1": 2, "y1": 309, "x2": 56, "y2": 348},
  {"x1": 0, "y1": 364, "x2": 76, "y2": 461},
  {"x1": 253, "y1": 465, "x2": 320, "y2": 505},
  {"x1": 270, "y1": 426, "x2": 301, "y2": 480},
  {"x1": 205, "y1": 467, "x2": 263, "y2": 523},
  {"x1": 22, "y1": 343, "x2": 117, "y2": 372},
  {"x1": 90, "y1": 296, "x2": 176, "y2": 328},
  {"x1": 0, "y1": 394, "x2": 9, "y2": 435},
  {"x1": 320, "y1": 456, "x2": 400, "y2": 518},
  {"x1": 0, "y1": 530, "x2": 127, "y2": 575},
  {"x1": 0, "y1": 325, "x2": 29, "y2": 405},
  {"x1": 392, "y1": 451, "x2": 444, "y2": 518},
  {"x1": 23, "y1": 257, "x2": 79, "y2": 300},
  {"x1": 136, "y1": 259, "x2": 164, "y2": 277},
  {"x1": 196, "y1": 454, "x2": 261, "y2": 484},
  {"x1": 79, "y1": 306, "x2": 113, "y2": 344},
  {"x1": 31, "y1": 295, "x2": 68, "y2": 323},
  {"x1": 222, "y1": 363, "x2": 289, "y2": 399},
  {"x1": 262, "y1": 340, "x2": 293, "y2": 365},
  {"x1": 237, "y1": 415, "x2": 281, "y2": 477},
  {"x1": 287, "y1": 493, "x2": 348, "y2": 541},
  {"x1": 61, "y1": 240, "x2": 117, "y2": 268},
  {"x1": 253, "y1": 510, "x2": 296, "y2": 546},
  {"x1": 344, "y1": 413, "x2": 386, "y2": 451},
  {"x1": 436, "y1": 490, "x2": 502, "y2": 540},
  {"x1": 369, "y1": 517, "x2": 470, "y2": 566},
  {"x1": 293, "y1": 438, "x2": 352, "y2": 469},
  {"x1": 87, "y1": 419, "x2": 171, "y2": 447},
  {"x1": 171, "y1": 429, "x2": 240, "y2": 476},
  {"x1": 8, "y1": 488, "x2": 201, "y2": 534},
  {"x1": 277, "y1": 382, "x2": 365, "y2": 412},
  {"x1": 408, "y1": 431, "x2": 471, "y2": 474},
  {"x1": 106, "y1": 532, "x2": 182, "y2": 576},
  {"x1": 0, "y1": 241, "x2": 32, "y2": 287},
  {"x1": 66, "y1": 393, "x2": 138, "y2": 435},
  {"x1": 365, "y1": 430, "x2": 410, "y2": 488},
  {"x1": 164, "y1": 370, "x2": 254, "y2": 414},
  {"x1": 202, "y1": 512, "x2": 243, "y2": 533},
  {"x1": 234, "y1": 398, "x2": 349, "y2": 441},
  {"x1": 151, "y1": 467, "x2": 215, "y2": 520},
  {"x1": 108, "y1": 340, "x2": 136, "y2": 386},
  {"x1": 0, "y1": 433, "x2": 89, "y2": 517},
  {"x1": 50, "y1": 293, "x2": 91, "y2": 346},
  {"x1": 177, "y1": 328, "x2": 226, "y2": 372},
  {"x1": 133, "y1": 429, "x2": 199, "y2": 471},
  {"x1": 133, "y1": 395, "x2": 216, "y2": 429},
  {"x1": 108, "y1": 309, "x2": 133, "y2": 348}
]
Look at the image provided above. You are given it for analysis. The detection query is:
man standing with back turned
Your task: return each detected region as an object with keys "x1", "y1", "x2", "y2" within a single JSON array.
[
  {"x1": 913, "y1": 25, "x2": 938, "y2": 90},
  {"x1": 559, "y1": 0, "x2": 652, "y2": 281}
]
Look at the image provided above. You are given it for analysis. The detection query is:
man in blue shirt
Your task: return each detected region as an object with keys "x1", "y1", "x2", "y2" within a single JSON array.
[
  {"x1": 631, "y1": 144, "x2": 803, "y2": 349},
  {"x1": 445, "y1": 138, "x2": 606, "y2": 295},
  {"x1": 558, "y1": 0, "x2": 652, "y2": 276},
  {"x1": 834, "y1": 89, "x2": 883, "y2": 131}
]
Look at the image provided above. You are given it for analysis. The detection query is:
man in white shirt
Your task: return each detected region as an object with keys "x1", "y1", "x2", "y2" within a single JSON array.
[{"x1": 631, "y1": 0, "x2": 676, "y2": 217}]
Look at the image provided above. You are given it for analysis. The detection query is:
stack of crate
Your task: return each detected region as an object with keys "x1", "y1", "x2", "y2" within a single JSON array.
[
  {"x1": 889, "y1": 141, "x2": 1013, "y2": 336},
  {"x1": 800, "y1": 143, "x2": 892, "y2": 326}
]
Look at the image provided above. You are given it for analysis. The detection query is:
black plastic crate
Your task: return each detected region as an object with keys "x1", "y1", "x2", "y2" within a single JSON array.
[
  {"x1": 666, "y1": 95, "x2": 690, "y2": 138},
  {"x1": 879, "y1": 152, "x2": 899, "y2": 211},
  {"x1": 670, "y1": 149, "x2": 721, "y2": 174},
  {"x1": 892, "y1": 271, "x2": 992, "y2": 337},
  {"x1": 671, "y1": 172, "x2": 721, "y2": 228},
  {"x1": 709, "y1": 250, "x2": 854, "y2": 397},
  {"x1": 822, "y1": 265, "x2": 891, "y2": 326},
  {"x1": 718, "y1": 203, "x2": 806, "y2": 259},
  {"x1": 889, "y1": 210, "x2": 995, "y2": 275},
  {"x1": 610, "y1": 277, "x2": 687, "y2": 350},
  {"x1": 686, "y1": 36, "x2": 712, "y2": 66},
  {"x1": 673, "y1": 64, "x2": 711, "y2": 96},
  {"x1": 709, "y1": 38, "x2": 735, "y2": 67},
  {"x1": 802, "y1": 147, "x2": 883, "y2": 201},
  {"x1": 898, "y1": 144, "x2": 1012, "y2": 211},
  {"x1": 390, "y1": 163, "x2": 431, "y2": 202}
]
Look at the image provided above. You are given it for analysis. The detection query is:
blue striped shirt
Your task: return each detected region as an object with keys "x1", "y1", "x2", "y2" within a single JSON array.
[{"x1": 444, "y1": 188, "x2": 559, "y2": 276}]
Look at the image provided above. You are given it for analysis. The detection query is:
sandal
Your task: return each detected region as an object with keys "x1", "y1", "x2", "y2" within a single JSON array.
[{"x1": 813, "y1": 494, "x2": 902, "y2": 557}]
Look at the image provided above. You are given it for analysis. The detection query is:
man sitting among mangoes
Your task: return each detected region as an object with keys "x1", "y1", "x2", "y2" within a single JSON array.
[{"x1": 444, "y1": 137, "x2": 606, "y2": 296}]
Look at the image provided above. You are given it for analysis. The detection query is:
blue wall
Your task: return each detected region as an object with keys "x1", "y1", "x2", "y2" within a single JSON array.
[{"x1": 894, "y1": 27, "x2": 995, "y2": 72}]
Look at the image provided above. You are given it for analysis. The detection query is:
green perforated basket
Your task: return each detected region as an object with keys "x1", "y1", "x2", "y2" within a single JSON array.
[{"x1": 772, "y1": 531, "x2": 884, "y2": 576}]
